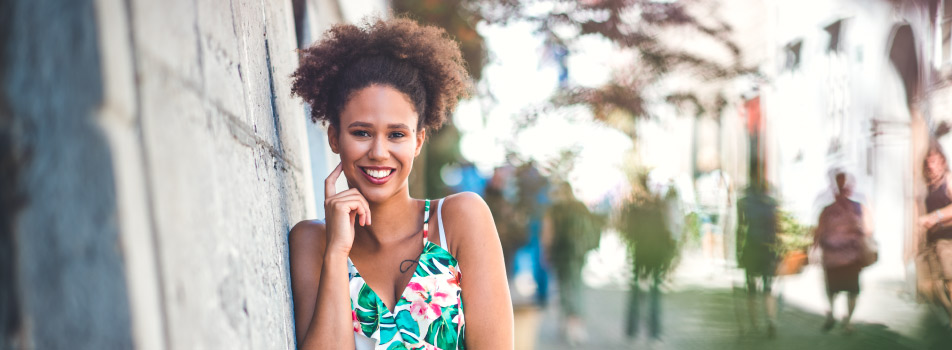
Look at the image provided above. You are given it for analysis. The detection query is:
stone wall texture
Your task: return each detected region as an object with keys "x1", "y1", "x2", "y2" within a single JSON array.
[{"x1": 0, "y1": 0, "x2": 355, "y2": 348}]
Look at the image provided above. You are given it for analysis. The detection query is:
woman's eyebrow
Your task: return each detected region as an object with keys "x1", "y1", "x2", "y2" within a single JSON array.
[
  {"x1": 347, "y1": 121, "x2": 374, "y2": 128},
  {"x1": 387, "y1": 123, "x2": 411, "y2": 130}
]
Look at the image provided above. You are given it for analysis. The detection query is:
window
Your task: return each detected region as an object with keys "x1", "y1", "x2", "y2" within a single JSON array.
[
  {"x1": 784, "y1": 40, "x2": 803, "y2": 71},
  {"x1": 824, "y1": 20, "x2": 844, "y2": 53}
]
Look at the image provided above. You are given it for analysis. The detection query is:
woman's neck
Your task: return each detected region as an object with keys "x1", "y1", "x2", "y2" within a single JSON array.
[
  {"x1": 354, "y1": 193, "x2": 421, "y2": 247},
  {"x1": 930, "y1": 172, "x2": 948, "y2": 189}
]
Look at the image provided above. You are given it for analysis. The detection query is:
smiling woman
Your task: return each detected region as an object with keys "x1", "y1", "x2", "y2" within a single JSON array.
[{"x1": 288, "y1": 17, "x2": 514, "y2": 350}]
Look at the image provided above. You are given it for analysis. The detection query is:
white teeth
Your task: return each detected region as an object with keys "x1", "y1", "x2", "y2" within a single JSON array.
[{"x1": 365, "y1": 169, "x2": 391, "y2": 179}]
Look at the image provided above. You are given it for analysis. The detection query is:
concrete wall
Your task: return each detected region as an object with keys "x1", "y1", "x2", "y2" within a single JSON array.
[
  {"x1": 0, "y1": 0, "x2": 356, "y2": 348},
  {"x1": 1, "y1": 0, "x2": 133, "y2": 348}
]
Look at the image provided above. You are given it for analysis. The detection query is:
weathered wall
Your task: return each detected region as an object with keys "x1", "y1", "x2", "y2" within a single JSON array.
[
  {"x1": 1, "y1": 0, "x2": 134, "y2": 349},
  {"x1": 1, "y1": 0, "x2": 337, "y2": 348}
]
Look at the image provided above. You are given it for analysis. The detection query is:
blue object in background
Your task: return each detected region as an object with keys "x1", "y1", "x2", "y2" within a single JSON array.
[{"x1": 453, "y1": 163, "x2": 488, "y2": 196}]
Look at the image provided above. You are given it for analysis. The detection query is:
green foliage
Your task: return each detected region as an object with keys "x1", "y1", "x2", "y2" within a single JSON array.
[
  {"x1": 393, "y1": 0, "x2": 487, "y2": 199},
  {"x1": 682, "y1": 211, "x2": 701, "y2": 245},
  {"x1": 773, "y1": 210, "x2": 814, "y2": 256},
  {"x1": 472, "y1": 0, "x2": 755, "y2": 124},
  {"x1": 394, "y1": 0, "x2": 486, "y2": 81}
]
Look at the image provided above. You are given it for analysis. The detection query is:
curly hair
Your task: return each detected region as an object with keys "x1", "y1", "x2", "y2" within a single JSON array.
[{"x1": 291, "y1": 17, "x2": 470, "y2": 132}]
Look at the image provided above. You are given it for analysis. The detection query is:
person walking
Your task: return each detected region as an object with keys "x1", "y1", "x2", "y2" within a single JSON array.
[
  {"x1": 814, "y1": 172, "x2": 874, "y2": 334},
  {"x1": 736, "y1": 179, "x2": 779, "y2": 337},
  {"x1": 548, "y1": 182, "x2": 604, "y2": 346},
  {"x1": 619, "y1": 175, "x2": 676, "y2": 343}
]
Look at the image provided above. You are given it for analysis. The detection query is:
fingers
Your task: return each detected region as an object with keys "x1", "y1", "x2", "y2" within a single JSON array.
[
  {"x1": 326, "y1": 188, "x2": 372, "y2": 226},
  {"x1": 324, "y1": 163, "x2": 343, "y2": 199}
]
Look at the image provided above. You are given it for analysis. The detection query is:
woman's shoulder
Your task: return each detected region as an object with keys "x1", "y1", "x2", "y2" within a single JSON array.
[
  {"x1": 438, "y1": 192, "x2": 497, "y2": 247},
  {"x1": 289, "y1": 219, "x2": 328, "y2": 256},
  {"x1": 439, "y1": 192, "x2": 492, "y2": 221}
]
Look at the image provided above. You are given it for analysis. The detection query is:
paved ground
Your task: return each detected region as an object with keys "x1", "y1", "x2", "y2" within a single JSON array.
[{"x1": 526, "y1": 251, "x2": 952, "y2": 350}]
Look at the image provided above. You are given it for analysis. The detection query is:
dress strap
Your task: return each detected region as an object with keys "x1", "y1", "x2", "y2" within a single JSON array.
[
  {"x1": 422, "y1": 199, "x2": 431, "y2": 242},
  {"x1": 437, "y1": 198, "x2": 447, "y2": 251}
]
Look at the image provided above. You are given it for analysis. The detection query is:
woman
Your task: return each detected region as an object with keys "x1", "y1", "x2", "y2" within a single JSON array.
[
  {"x1": 918, "y1": 141, "x2": 952, "y2": 328},
  {"x1": 814, "y1": 172, "x2": 872, "y2": 334},
  {"x1": 288, "y1": 18, "x2": 514, "y2": 349}
]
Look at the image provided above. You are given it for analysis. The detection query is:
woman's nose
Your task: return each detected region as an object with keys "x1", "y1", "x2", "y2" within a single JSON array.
[{"x1": 368, "y1": 137, "x2": 389, "y2": 160}]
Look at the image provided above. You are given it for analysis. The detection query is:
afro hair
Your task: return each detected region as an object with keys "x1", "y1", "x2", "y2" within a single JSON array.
[{"x1": 291, "y1": 17, "x2": 471, "y2": 132}]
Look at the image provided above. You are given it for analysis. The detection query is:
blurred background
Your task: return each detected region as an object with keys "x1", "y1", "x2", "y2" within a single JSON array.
[{"x1": 3, "y1": 0, "x2": 952, "y2": 349}]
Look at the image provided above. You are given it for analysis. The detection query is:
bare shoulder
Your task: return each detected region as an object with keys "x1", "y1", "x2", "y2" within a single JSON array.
[
  {"x1": 439, "y1": 192, "x2": 498, "y2": 253},
  {"x1": 289, "y1": 219, "x2": 328, "y2": 257}
]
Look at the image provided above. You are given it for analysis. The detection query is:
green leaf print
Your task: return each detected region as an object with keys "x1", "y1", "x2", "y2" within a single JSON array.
[
  {"x1": 395, "y1": 309, "x2": 422, "y2": 343},
  {"x1": 378, "y1": 317, "x2": 398, "y2": 344},
  {"x1": 426, "y1": 316, "x2": 459, "y2": 348},
  {"x1": 386, "y1": 342, "x2": 408, "y2": 350},
  {"x1": 356, "y1": 283, "x2": 379, "y2": 334}
]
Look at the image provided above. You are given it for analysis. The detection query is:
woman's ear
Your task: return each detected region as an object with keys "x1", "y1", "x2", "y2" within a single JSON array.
[
  {"x1": 328, "y1": 125, "x2": 341, "y2": 154},
  {"x1": 414, "y1": 128, "x2": 426, "y2": 157}
]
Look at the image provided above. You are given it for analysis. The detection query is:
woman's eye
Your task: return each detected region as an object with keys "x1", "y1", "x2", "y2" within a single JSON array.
[
  {"x1": 390, "y1": 132, "x2": 406, "y2": 138},
  {"x1": 351, "y1": 130, "x2": 370, "y2": 137}
]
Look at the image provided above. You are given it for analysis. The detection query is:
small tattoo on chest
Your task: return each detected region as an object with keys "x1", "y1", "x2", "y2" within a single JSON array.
[{"x1": 399, "y1": 259, "x2": 418, "y2": 273}]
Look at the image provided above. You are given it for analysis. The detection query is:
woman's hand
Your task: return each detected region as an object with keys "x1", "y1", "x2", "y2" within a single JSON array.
[
  {"x1": 323, "y1": 163, "x2": 371, "y2": 256},
  {"x1": 919, "y1": 213, "x2": 939, "y2": 230}
]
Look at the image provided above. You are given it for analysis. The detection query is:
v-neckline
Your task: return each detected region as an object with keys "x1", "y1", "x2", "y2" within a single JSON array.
[
  {"x1": 349, "y1": 241, "x2": 433, "y2": 315},
  {"x1": 348, "y1": 199, "x2": 433, "y2": 315}
]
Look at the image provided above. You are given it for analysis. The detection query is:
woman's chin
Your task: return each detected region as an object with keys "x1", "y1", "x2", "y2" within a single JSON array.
[{"x1": 354, "y1": 185, "x2": 402, "y2": 204}]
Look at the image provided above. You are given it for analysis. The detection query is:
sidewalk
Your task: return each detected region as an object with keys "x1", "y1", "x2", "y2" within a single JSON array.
[{"x1": 531, "y1": 251, "x2": 952, "y2": 349}]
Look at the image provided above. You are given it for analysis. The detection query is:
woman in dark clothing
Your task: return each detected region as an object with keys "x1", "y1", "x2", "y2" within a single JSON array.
[
  {"x1": 918, "y1": 141, "x2": 952, "y2": 327},
  {"x1": 736, "y1": 181, "x2": 779, "y2": 336}
]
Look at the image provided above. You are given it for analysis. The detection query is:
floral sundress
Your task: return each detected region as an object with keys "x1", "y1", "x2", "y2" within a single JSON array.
[{"x1": 348, "y1": 199, "x2": 465, "y2": 349}]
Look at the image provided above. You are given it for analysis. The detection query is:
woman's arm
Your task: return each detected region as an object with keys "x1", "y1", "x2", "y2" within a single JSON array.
[
  {"x1": 920, "y1": 178, "x2": 952, "y2": 230},
  {"x1": 290, "y1": 164, "x2": 369, "y2": 349},
  {"x1": 860, "y1": 203, "x2": 875, "y2": 237},
  {"x1": 442, "y1": 192, "x2": 515, "y2": 349},
  {"x1": 289, "y1": 221, "x2": 355, "y2": 350}
]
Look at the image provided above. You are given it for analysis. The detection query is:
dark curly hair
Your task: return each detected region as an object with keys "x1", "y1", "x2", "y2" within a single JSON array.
[{"x1": 291, "y1": 17, "x2": 470, "y2": 132}]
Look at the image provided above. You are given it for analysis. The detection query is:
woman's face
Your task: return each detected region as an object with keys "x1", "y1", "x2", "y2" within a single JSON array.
[
  {"x1": 329, "y1": 85, "x2": 425, "y2": 203},
  {"x1": 927, "y1": 151, "x2": 947, "y2": 181}
]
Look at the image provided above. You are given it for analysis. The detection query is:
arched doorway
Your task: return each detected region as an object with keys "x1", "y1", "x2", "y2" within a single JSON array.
[{"x1": 871, "y1": 24, "x2": 918, "y2": 280}]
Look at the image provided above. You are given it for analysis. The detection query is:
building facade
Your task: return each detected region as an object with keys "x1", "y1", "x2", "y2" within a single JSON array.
[{"x1": 760, "y1": 0, "x2": 943, "y2": 289}]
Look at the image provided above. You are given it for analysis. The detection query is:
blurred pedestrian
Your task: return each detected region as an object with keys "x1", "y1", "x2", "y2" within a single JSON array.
[
  {"x1": 484, "y1": 166, "x2": 526, "y2": 275},
  {"x1": 814, "y1": 171, "x2": 874, "y2": 334},
  {"x1": 918, "y1": 141, "x2": 952, "y2": 328},
  {"x1": 548, "y1": 182, "x2": 604, "y2": 346},
  {"x1": 619, "y1": 174, "x2": 677, "y2": 343},
  {"x1": 736, "y1": 179, "x2": 779, "y2": 337}
]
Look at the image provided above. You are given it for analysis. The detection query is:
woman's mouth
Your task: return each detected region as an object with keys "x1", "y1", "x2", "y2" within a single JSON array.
[{"x1": 360, "y1": 167, "x2": 396, "y2": 184}]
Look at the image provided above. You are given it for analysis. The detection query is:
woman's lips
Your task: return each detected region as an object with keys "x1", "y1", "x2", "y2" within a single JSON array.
[{"x1": 360, "y1": 167, "x2": 395, "y2": 185}]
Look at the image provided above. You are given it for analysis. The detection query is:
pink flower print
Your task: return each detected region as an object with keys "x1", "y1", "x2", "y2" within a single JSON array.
[
  {"x1": 409, "y1": 299, "x2": 440, "y2": 322},
  {"x1": 407, "y1": 281, "x2": 426, "y2": 293},
  {"x1": 404, "y1": 280, "x2": 429, "y2": 303},
  {"x1": 446, "y1": 266, "x2": 461, "y2": 287},
  {"x1": 430, "y1": 277, "x2": 460, "y2": 307},
  {"x1": 453, "y1": 312, "x2": 464, "y2": 331},
  {"x1": 454, "y1": 298, "x2": 465, "y2": 332},
  {"x1": 432, "y1": 291, "x2": 449, "y2": 302},
  {"x1": 411, "y1": 343, "x2": 438, "y2": 350},
  {"x1": 352, "y1": 310, "x2": 360, "y2": 333}
]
